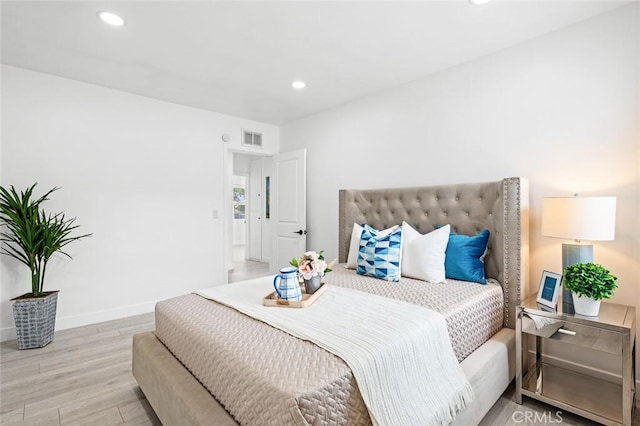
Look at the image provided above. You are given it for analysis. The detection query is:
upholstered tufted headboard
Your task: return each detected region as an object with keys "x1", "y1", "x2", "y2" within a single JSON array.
[{"x1": 338, "y1": 177, "x2": 529, "y2": 329}]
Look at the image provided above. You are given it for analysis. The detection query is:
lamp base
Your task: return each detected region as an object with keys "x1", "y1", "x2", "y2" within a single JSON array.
[{"x1": 561, "y1": 243, "x2": 593, "y2": 314}]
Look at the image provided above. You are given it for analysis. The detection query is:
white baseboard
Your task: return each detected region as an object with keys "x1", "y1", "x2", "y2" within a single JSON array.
[{"x1": 0, "y1": 300, "x2": 156, "y2": 342}]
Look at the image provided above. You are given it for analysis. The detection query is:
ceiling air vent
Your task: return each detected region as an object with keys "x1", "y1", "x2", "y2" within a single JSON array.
[{"x1": 242, "y1": 130, "x2": 263, "y2": 148}]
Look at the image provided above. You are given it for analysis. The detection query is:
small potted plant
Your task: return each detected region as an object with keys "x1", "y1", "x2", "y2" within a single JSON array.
[
  {"x1": 564, "y1": 262, "x2": 617, "y2": 316},
  {"x1": 290, "y1": 251, "x2": 336, "y2": 294},
  {"x1": 0, "y1": 184, "x2": 91, "y2": 349}
]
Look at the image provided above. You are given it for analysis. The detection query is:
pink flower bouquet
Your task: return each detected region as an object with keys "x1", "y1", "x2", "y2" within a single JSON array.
[{"x1": 290, "y1": 250, "x2": 336, "y2": 280}]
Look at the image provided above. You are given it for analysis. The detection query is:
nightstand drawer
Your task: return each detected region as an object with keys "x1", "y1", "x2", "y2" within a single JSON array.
[
  {"x1": 522, "y1": 314, "x2": 624, "y2": 355},
  {"x1": 549, "y1": 322, "x2": 623, "y2": 355}
]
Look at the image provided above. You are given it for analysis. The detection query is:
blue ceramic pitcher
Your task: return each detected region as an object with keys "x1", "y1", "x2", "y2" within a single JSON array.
[{"x1": 273, "y1": 267, "x2": 302, "y2": 301}]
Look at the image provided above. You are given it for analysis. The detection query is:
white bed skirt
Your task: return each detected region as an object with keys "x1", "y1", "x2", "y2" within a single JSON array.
[{"x1": 453, "y1": 328, "x2": 515, "y2": 425}]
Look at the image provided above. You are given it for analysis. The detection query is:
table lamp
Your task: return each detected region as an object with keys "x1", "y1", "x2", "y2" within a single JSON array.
[{"x1": 541, "y1": 195, "x2": 616, "y2": 313}]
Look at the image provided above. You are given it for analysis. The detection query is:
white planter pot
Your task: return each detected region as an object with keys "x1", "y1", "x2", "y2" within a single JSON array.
[{"x1": 571, "y1": 293, "x2": 601, "y2": 316}]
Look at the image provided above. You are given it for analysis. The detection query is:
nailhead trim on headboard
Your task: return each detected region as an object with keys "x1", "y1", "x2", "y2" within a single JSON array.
[{"x1": 503, "y1": 179, "x2": 510, "y2": 327}]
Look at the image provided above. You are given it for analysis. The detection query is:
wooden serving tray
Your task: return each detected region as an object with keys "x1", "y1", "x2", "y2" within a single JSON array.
[{"x1": 263, "y1": 283, "x2": 327, "y2": 308}]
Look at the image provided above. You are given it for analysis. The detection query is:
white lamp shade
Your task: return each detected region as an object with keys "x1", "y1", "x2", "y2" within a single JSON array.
[{"x1": 542, "y1": 196, "x2": 616, "y2": 241}]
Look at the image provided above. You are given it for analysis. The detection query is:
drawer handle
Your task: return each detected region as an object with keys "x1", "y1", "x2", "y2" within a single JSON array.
[{"x1": 557, "y1": 328, "x2": 576, "y2": 336}]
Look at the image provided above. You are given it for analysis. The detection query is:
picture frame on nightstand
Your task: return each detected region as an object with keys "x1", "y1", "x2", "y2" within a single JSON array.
[{"x1": 536, "y1": 270, "x2": 563, "y2": 310}]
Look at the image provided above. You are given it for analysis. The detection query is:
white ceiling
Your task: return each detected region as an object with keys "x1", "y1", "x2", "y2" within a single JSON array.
[{"x1": 1, "y1": 1, "x2": 629, "y2": 125}]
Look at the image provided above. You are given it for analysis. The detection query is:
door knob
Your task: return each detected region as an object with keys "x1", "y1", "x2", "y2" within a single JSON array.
[{"x1": 293, "y1": 230, "x2": 307, "y2": 235}]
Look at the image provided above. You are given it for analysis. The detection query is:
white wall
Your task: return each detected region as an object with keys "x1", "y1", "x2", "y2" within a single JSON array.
[
  {"x1": 233, "y1": 155, "x2": 252, "y2": 175},
  {"x1": 0, "y1": 65, "x2": 279, "y2": 341},
  {"x1": 282, "y1": 4, "x2": 639, "y2": 373}
]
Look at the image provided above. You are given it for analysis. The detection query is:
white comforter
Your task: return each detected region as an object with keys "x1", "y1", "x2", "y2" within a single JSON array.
[{"x1": 195, "y1": 278, "x2": 474, "y2": 426}]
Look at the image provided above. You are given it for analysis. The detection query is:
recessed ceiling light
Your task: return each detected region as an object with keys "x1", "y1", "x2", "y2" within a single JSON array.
[
  {"x1": 97, "y1": 11, "x2": 125, "y2": 27},
  {"x1": 291, "y1": 81, "x2": 306, "y2": 90},
  {"x1": 468, "y1": 0, "x2": 492, "y2": 4}
]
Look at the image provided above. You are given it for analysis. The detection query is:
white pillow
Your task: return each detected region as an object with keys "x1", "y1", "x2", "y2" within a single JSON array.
[
  {"x1": 346, "y1": 223, "x2": 397, "y2": 269},
  {"x1": 401, "y1": 222, "x2": 450, "y2": 283}
]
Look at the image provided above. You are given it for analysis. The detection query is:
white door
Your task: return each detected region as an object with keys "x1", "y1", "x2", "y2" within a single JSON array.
[
  {"x1": 272, "y1": 149, "x2": 307, "y2": 271},
  {"x1": 249, "y1": 159, "x2": 263, "y2": 261}
]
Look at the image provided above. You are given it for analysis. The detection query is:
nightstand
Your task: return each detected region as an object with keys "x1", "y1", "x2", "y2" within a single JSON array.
[{"x1": 516, "y1": 295, "x2": 636, "y2": 425}]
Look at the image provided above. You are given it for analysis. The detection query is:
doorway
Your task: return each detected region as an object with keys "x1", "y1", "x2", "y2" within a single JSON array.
[
  {"x1": 229, "y1": 153, "x2": 270, "y2": 282},
  {"x1": 224, "y1": 148, "x2": 307, "y2": 284}
]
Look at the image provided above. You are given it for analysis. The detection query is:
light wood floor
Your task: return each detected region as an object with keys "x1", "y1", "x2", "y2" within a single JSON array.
[
  {"x1": 228, "y1": 246, "x2": 270, "y2": 283},
  {"x1": 0, "y1": 313, "x2": 160, "y2": 426},
  {"x1": 2, "y1": 313, "x2": 637, "y2": 426},
  {"x1": 228, "y1": 259, "x2": 270, "y2": 282}
]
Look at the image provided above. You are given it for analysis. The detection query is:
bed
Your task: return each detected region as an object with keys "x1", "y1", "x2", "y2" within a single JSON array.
[{"x1": 132, "y1": 177, "x2": 529, "y2": 425}]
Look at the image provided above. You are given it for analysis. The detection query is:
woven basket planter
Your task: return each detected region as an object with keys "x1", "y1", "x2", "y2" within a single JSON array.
[{"x1": 12, "y1": 291, "x2": 59, "y2": 350}]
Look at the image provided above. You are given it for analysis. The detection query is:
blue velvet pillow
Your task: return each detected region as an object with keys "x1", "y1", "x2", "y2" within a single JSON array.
[
  {"x1": 356, "y1": 225, "x2": 402, "y2": 282},
  {"x1": 445, "y1": 229, "x2": 490, "y2": 284}
]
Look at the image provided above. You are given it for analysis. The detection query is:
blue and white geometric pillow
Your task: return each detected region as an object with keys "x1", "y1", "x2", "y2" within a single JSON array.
[{"x1": 356, "y1": 225, "x2": 402, "y2": 282}]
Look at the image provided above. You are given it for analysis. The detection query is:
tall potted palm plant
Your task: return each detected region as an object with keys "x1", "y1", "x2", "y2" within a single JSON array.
[{"x1": 0, "y1": 184, "x2": 91, "y2": 349}]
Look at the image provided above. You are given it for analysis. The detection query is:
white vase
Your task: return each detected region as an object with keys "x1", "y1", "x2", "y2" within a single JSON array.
[{"x1": 571, "y1": 293, "x2": 601, "y2": 316}]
